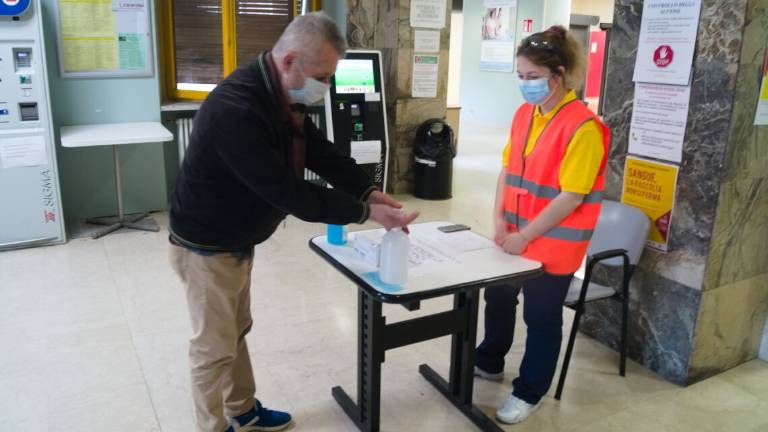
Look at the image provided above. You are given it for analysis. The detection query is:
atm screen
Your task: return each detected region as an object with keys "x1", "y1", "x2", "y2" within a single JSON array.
[{"x1": 335, "y1": 59, "x2": 376, "y2": 94}]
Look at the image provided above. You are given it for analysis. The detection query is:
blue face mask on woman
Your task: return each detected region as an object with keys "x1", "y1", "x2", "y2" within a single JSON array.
[{"x1": 518, "y1": 77, "x2": 553, "y2": 105}]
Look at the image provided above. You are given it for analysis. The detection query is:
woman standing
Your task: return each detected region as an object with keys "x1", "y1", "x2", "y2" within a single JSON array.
[{"x1": 474, "y1": 26, "x2": 611, "y2": 424}]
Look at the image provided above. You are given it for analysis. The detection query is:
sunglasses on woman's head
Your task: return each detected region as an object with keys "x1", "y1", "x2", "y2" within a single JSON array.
[{"x1": 523, "y1": 36, "x2": 558, "y2": 52}]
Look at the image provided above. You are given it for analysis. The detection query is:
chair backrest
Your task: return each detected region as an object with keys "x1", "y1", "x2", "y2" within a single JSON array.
[{"x1": 587, "y1": 200, "x2": 651, "y2": 266}]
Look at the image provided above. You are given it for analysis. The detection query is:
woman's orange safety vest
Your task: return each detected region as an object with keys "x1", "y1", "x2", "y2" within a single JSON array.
[{"x1": 504, "y1": 99, "x2": 610, "y2": 275}]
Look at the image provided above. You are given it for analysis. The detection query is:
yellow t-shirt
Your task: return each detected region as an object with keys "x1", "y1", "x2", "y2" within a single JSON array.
[{"x1": 502, "y1": 90, "x2": 605, "y2": 194}]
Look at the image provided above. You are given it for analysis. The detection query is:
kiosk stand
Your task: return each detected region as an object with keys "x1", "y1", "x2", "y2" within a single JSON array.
[{"x1": 325, "y1": 50, "x2": 389, "y2": 192}]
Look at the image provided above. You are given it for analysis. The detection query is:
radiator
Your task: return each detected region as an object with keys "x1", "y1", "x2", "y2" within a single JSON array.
[
  {"x1": 176, "y1": 117, "x2": 194, "y2": 167},
  {"x1": 175, "y1": 115, "x2": 325, "y2": 184}
]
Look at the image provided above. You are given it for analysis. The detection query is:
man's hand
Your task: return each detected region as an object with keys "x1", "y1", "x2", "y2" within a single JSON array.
[
  {"x1": 367, "y1": 190, "x2": 403, "y2": 209},
  {"x1": 500, "y1": 232, "x2": 529, "y2": 255},
  {"x1": 369, "y1": 205, "x2": 419, "y2": 230}
]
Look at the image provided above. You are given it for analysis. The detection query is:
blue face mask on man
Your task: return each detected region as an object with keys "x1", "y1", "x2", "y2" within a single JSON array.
[
  {"x1": 288, "y1": 60, "x2": 331, "y2": 106},
  {"x1": 288, "y1": 75, "x2": 330, "y2": 106},
  {"x1": 518, "y1": 76, "x2": 555, "y2": 105}
]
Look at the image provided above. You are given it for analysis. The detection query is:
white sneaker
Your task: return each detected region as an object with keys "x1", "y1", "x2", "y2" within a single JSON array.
[
  {"x1": 473, "y1": 366, "x2": 504, "y2": 382},
  {"x1": 495, "y1": 394, "x2": 540, "y2": 424}
]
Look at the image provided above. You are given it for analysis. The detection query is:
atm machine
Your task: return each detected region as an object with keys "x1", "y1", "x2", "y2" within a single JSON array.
[
  {"x1": 0, "y1": 0, "x2": 66, "y2": 250},
  {"x1": 324, "y1": 50, "x2": 389, "y2": 192}
]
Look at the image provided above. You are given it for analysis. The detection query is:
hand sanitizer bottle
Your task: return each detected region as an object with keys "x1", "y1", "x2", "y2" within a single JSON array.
[
  {"x1": 380, "y1": 228, "x2": 409, "y2": 285},
  {"x1": 327, "y1": 224, "x2": 347, "y2": 245}
]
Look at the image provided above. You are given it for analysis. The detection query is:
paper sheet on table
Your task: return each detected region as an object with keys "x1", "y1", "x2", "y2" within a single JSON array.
[
  {"x1": 418, "y1": 229, "x2": 496, "y2": 256},
  {"x1": 351, "y1": 228, "x2": 496, "y2": 278},
  {"x1": 351, "y1": 140, "x2": 381, "y2": 165},
  {"x1": 0, "y1": 135, "x2": 47, "y2": 169},
  {"x1": 408, "y1": 236, "x2": 457, "y2": 277}
]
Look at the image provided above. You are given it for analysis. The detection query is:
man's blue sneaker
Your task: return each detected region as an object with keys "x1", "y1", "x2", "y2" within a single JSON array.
[{"x1": 226, "y1": 399, "x2": 292, "y2": 432}]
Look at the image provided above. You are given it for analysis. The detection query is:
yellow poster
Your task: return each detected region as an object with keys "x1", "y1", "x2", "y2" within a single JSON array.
[
  {"x1": 621, "y1": 156, "x2": 679, "y2": 252},
  {"x1": 756, "y1": 47, "x2": 768, "y2": 125},
  {"x1": 59, "y1": 0, "x2": 118, "y2": 71}
]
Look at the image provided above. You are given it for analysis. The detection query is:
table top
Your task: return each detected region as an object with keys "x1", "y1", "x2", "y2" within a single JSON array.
[
  {"x1": 60, "y1": 122, "x2": 173, "y2": 148},
  {"x1": 310, "y1": 221, "x2": 543, "y2": 303}
]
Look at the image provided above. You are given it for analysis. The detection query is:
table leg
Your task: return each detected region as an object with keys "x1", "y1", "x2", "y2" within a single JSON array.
[
  {"x1": 420, "y1": 289, "x2": 504, "y2": 432},
  {"x1": 333, "y1": 289, "x2": 384, "y2": 432},
  {"x1": 85, "y1": 146, "x2": 158, "y2": 238},
  {"x1": 113, "y1": 145, "x2": 125, "y2": 222}
]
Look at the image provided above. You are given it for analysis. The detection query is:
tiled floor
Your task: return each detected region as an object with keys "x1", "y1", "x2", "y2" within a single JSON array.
[{"x1": 1, "y1": 122, "x2": 767, "y2": 431}]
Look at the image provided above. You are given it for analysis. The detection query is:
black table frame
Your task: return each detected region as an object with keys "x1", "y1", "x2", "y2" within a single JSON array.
[{"x1": 310, "y1": 239, "x2": 543, "y2": 432}]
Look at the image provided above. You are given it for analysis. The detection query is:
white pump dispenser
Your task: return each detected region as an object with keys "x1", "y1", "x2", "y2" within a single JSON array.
[{"x1": 379, "y1": 228, "x2": 409, "y2": 285}]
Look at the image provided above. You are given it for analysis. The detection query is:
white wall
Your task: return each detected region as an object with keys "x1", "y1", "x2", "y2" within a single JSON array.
[
  {"x1": 447, "y1": 10, "x2": 463, "y2": 107},
  {"x1": 570, "y1": 0, "x2": 614, "y2": 24},
  {"x1": 458, "y1": 0, "x2": 545, "y2": 125},
  {"x1": 543, "y1": 0, "x2": 572, "y2": 28}
]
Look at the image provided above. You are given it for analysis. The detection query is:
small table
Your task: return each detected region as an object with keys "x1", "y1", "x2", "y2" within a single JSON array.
[
  {"x1": 60, "y1": 122, "x2": 173, "y2": 239},
  {"x1": 310, "y1": 221, "x2": 543, "y2": 432}
]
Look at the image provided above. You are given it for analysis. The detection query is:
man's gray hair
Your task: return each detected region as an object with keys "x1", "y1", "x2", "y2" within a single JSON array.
[{"x1": 273, "y1": 12, "x2": 347, "y2": 59}]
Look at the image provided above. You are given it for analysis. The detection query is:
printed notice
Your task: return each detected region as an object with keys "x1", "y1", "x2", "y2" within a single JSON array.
[
  {"x1": 480, "y1": 0, "x2": 518, "y2": 73},
  {"x1": 0, "y1": 135, "x2": 48, "y2": 169},
  {"x1": 63, "y1": 38, "x2": 117, "y2": 71},
  {"x1": 60, "y1": 0, "x2": 118, "y2": 71},
  {"x1": 414, "y1": 30, "x2": 441, "y2": 53},
  {"x1": 633, "y1": 0, "x2": 702, "y2": 85},
  {"x1": 412, "y1": 55, "x2": 439, "y2": 98},
  {"x1": 118, "y1": 33, "x2": 145, "y2": 69},
  {"x1": 351, "y1": 140, "x2": 382, "y2": 165},
  {"x1": 410, "y1": 0, "x2": 447, "y2": 29},
  {"x1": 622, "y1": 157, "x2": 679, "y2": 252},
  {"x1": 112, "y1": 0, "x2": 145, "y2": 11},
  {"x1": 628, "y1": 82, "x2": 691, "y2": 163}
]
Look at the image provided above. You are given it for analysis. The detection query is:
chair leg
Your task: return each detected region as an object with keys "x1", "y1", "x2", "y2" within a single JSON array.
[
  {"x1": 619, "y1": 291, "x2": 629, "y2": 377},
  {"x1": 555, "y1": 308, "x2": 582, "y2": 400}
]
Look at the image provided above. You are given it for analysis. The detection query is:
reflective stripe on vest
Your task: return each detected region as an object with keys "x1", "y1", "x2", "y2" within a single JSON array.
[
  {"x1": 504, "y1": 211, "x2": 595, "y2": 242},
  {"x1": 503, "y1": 99, "x2": 611, "y2": 274},
  {"x1": 505, "y1": 174, "x2": 604, "y2": 204}
]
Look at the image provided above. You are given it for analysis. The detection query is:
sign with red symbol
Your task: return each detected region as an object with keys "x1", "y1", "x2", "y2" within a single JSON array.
[
  {"x1": 44, "y1": 210, "x2": 56, "y2": 223},
  {"x1": 523, "y1": 18, "x2": 533, "y2": 33},
  {"x1": 653, "y1": 45, "x2": 673, "y2": 68},
  {"x1": 633, "y1": 0, "x2": 701, "y2": 85}
]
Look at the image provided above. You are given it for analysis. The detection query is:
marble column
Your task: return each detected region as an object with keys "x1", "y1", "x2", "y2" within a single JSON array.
[
  {"x1": 579, "y1": 0, "x2": 768, "y2": 385},
  {"x1": 688, "y1": 0, "x2": 768, "y2": 381},
  {"x1": 347, "y1": 0, "x2": 451, "y2": 193}
]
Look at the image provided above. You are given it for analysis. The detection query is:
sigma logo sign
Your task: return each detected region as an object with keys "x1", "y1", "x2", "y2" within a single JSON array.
[
  {"x1": 653, "y1": 45, "x2": 674, "y2": 68},
  {"x1": 0, "y1": 0, "x2": 31, "y2": 16}
]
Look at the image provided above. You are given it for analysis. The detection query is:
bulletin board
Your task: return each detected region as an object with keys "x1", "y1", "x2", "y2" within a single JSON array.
[{"x1": 54, "y1": 0, "x2": 154, "y2": 78}]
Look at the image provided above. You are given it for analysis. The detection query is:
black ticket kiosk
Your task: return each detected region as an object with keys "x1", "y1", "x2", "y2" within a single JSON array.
[{"x1": 324, "y1": 50, "x2": 390, "y2": 192}]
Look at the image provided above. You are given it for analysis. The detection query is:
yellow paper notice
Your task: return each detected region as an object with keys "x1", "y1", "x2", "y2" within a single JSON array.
[
  {"x1": 63, "y1": 38, "x2": 117, "y2": 71},
  {"x1": 621, "y1": 157, "x2": 679, "y2": 252},
  {"x1": 59, "y1": 0, "x2": 117, "y2": 71}
]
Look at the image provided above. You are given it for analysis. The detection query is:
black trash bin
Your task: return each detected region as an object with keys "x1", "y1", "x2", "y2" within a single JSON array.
[{"x1": 413, "y1": 119, "x2": 456, "y2": 200}]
